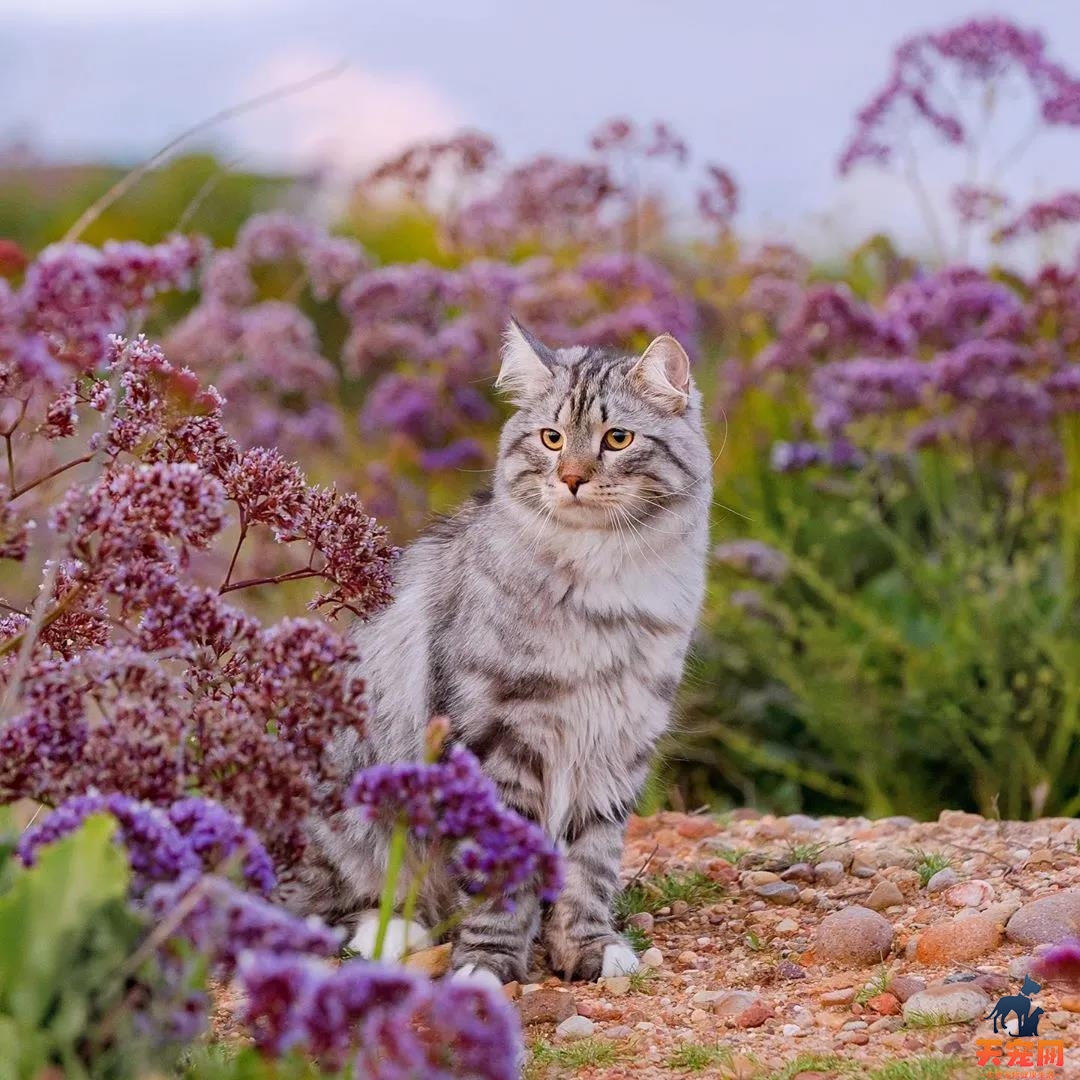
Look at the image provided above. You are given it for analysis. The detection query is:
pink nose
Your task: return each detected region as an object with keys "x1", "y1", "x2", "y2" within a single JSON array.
[{"x1": 561, "y1": 473, "x2": 586, "y2": 495}]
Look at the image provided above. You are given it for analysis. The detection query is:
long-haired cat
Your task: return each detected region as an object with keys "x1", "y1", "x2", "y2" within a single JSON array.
[{"x1": 284, "y1": 322, "x2": 712, "y2": 986}]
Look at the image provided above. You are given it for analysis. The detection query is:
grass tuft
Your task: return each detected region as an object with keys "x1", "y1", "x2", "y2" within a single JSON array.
[
  {"x1": 614, "y1": 870, "x2": 724, "y2": 919},
  {"x1": 666, "y1": 1040, "x2": 732, "y2": 1071},
  {"x1": 854, "y1": 965, "x2": 891, "y2": 1005},
  {"x1": 907, "y1": 848, "x2": 955, "y2": 887},
  {"x1": 624, "y1": 924, "x2": 652, "y2": 952},
  {"x1": 527, "y1": 1037, "x2": 627, "y2": 1076}
]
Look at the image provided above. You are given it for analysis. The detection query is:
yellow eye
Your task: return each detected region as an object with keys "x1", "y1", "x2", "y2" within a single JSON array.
[
  {"x1": 602, "y1": 428, "x2": 634, "y2": 451},
  {"x1": 540, "y1": 429, "x2": 564, "y2": 450}
]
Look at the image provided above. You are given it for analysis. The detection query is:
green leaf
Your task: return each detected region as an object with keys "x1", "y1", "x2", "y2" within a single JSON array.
[{"x1": 0, "y1": 814, "x2": 129, "y2": 1028}]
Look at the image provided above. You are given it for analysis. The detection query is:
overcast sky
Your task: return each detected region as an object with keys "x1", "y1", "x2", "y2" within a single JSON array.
[{"x1": 5, "y1": 1, "x2": 1080, "y2": 255}]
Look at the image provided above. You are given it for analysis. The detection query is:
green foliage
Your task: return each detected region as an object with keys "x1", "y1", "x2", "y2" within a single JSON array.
[
  {"x1": 666, "y1": 1040, "x2": 732, "y2": 1071},
  {"x1": 683, "y1": 433, "x2": 1080, "y2": 820},
  {"x1": 614, "y1": 870, "x2": 724, "y2": 920},
  {"x1": 0, "y1": 815, "x2": 174, "y2": 1080},
  {"x1": 526, "y1": 1037, "x2": 627, "y2": 1076},
  {"x1": 623, "y1": 924, "x2": 652, "y2": 952},
  {"x1": 854, "y1": 965, "x2": 892, "y2": 1004},
  {"x1": 182, "y1": 1045, "x2": 343, "y2": 1080},
  {"x1": 908, "y1": 849, "x2": 956, "y2": 886}
]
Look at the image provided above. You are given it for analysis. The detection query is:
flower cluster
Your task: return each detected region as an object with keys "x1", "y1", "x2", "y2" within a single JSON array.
[
  {"x1": 839, "y1": 18, "x2": 1080, "y2": 177},
  {"x1": 348, "y1": 746, "x2": 563, "y2": 907},
  {"x1": 18, "y1": 792, "x2": 275, "y2": 895},
  {"x1": 239, "y1": 952, "x2": 519, "y2": 1078}
]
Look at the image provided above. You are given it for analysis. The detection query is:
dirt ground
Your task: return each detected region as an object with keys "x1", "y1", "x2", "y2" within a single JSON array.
[{"x1": 515, "y1": 808, "x2": 1080, "y2": 1079}]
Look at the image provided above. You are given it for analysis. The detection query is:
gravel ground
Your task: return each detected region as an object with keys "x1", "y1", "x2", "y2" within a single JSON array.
[{"x1": 514, "y1": 808, "x2": 1080, "y2": 1079}]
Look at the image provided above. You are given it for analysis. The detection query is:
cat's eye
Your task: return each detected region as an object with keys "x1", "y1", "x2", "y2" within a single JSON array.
[
  {"x1": 540, "y1": 429, "x2": 564, "y2": 450},
  {"x1": 602, "y1": 428, "x2": 635, "y2": 451}
]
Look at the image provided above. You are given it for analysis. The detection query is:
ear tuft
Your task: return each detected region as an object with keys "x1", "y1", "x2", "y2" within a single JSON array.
[
  {"x1": 496, "y1": 319, "x2": 555, "y2": 403},
  {"x1": 630, "y1": 334, "x2": 691, "y2": 413}
]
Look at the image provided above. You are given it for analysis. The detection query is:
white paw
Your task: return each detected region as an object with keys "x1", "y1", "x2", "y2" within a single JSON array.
[
  {"x1": 601, "y1": 942, "x2": 640, "y2": 978},
  {"x1": 347, "y1": 913, "x2": 430, "y2": 962},
  {"x1": 452, "y1": 962, "x2": 505, "y2": 991}
]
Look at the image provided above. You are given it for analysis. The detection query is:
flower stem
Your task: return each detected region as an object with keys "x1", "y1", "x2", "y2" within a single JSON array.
[{"x1": 374, "y1": 818, "x2": 408, "y2": 960}]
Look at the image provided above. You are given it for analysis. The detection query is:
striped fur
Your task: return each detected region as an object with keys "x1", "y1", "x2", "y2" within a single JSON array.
[{"x1": 284, "y1": 329, "x2": 711, "y2": 982}]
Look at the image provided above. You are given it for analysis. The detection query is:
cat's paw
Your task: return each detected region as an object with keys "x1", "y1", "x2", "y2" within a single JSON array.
[
  {"x1": 601, "y1": 941, "x2": 640, "y2": 977},
  {"x1": 557, "y1": 935, "x2": 637, "y2": 982},
  {"x1": 451, "y1": 962, "x2": 505, "y2": 991},
  {"x1": 347, "y1": 913, "x2": 430, "y2": 962}
]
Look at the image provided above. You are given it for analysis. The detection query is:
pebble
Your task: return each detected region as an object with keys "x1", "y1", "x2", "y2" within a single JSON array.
[
  {"x1": 866, "y1": 880, "x2": 905, "y2": 911},
  {"x1": 777, "y1": 959, "x2": 807, "y2": 979},
  {"x1": 756, "y1": 881, "x2": 801, "y2": 905},
  {"x1": 676, "y1": 950, "x2": 700, "y2": 968},
  {"x1": 775, "y1": 918, "x2": 799, "y2": 934},
  {"x1": 781, "y1": 862, "x2": 816, "y2": 883},
  {"x1": 867, "y1": 993, "x2": 901, "y2": 1016},
  {"x1": 555, "y1": 1015, "x2": 595, "y2": 1041},
  {"x1": 850, "y1": 856, "x2": 877, "y2": 879},
  {"x1": 820, "y1": 987, "x2": 856, "y2": 1005},
  {"x1": 641, "y1": 947, "x2": 664, "y2": 969},
  {"x1": 714, "y1": 990, "x2": 760, "y2": 1017},
  {"x1": 735, "y1": 999, "x2": 774, "y2": 1028},
  {"x1": 602, "y1": 1025, "x2": 634, "y2": 1039},
  {"x1": 602, "y1": 976, "x2": 631, "y2": 997},
  {"x1": 901, "y1": 983, "x2": 990, "y2": 1023},
  {"x1": 938, "y1": 809, "x2": 984, "y2": 828},
  {"x1": 517, "y1": 988, "x2": 577, "y2": 1025},
  {"x1": 1006, "y1": 890, "x2": 1080, "y2": 946},
  {"x1": 1062, "y1": 995, "x2": 1080, "y2": 1013},
  {"x1": 692, "y1": 990, "x2": 723, "y2": 1004},
  {"x1": 670, "y1": 899, "x2": 690, "y2": 917},
  {"x1": 914, "y1": 908, "x2": 1007, "y2": 964},
  {"x1": 745, "y1": 870, "x2": 781, "y2": 887},
  {"x1": 925, "y1": 868, "x2": 959, "y2": 894},
  {"x1": 813, "y1": 860, "x2": 845, "y2": 885},
  {"x1": 943, "y1": 879, "x2": 994, "y2": 908},
  {"x1": 815, "y1": 906, "x2": 894, "y2": 966},
  {"x1": 841, "y1": 1031, "x2": 870, "y2": 1046},
  {"x1": 626, "y1": 911, "x2": 654, "y2": 933},
  {"x1": 781, "y1": 1023, "x2": 801, "y2": 1037},
  {"x1": 886, "y1": 975, "x2": 925, "y2": 1003}
]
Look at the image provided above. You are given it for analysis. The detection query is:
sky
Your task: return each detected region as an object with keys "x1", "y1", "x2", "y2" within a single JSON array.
[{"x1": 5, "y1": 1, "x2": 1080, "y2": 256}]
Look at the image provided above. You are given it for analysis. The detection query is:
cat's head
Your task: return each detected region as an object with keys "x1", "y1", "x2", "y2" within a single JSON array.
[{"x1": 492, "y1": 320, "x2": 710, "y2": 530}]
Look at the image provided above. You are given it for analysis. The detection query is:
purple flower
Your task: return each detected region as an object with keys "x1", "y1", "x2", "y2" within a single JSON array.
[
  {"x1": 420, "y1": 438, "x2": 486, "y2": 472},
  {"x1": 348, "y1": 747, "x2": 562, "y2": 907},
  {"x1": 238, "y1": 952, "x2": 520, "y2": 1078},
  {"x1": 18, "y1": 793, "x2": 276, "y2": 895},
  {"x1": 1034, "y1": 938, "x2": 1080, "y2": 989},
  {"x1": 713, "y1": 540, "x2": 789, "y2": 583}
]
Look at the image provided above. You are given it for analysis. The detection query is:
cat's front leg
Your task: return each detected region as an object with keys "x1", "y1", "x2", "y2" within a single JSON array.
[
  {"x1": 451, "y1": 890, "x2": 540, "y2": 987},
  {"x1": 543, "y1": 812, "x2": 639, "y2": 981}
]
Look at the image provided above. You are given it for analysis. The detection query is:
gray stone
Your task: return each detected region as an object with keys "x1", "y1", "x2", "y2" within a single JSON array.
[
  {"x1": 814, "y1": 860, "x2": 845, "y2": 885},
  {"x1": 756, "y1": 881, "x2": 801, "y2": 905},
  {"x1": 815, "y1": 905, "x2": 894, "y2": 966},
  {"x1": 1006, "y1": 891, "x2": 1080, "y2": 946},
  {"x1": 925, "y1": 868, "x2": 959, "y2": 894},
  {"x1": 902, "y1": 983, "x2": 990, "y2": 1024},
  {"x1": 555, "y1": 1015, "x2": 596, "y2": 1041},
  {"x1": 866, "y1": 880, "x2": 905, "y2": 911}
]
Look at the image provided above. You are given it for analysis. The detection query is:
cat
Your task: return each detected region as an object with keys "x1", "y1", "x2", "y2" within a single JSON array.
[{"x1": 282, "y1": 321, "x2": 712, "y2": 987}]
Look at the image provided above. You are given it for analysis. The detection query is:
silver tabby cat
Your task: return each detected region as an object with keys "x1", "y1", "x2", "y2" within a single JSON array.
[{"x1": 285, "y1": 322, "x2": 711, "y2": 988}]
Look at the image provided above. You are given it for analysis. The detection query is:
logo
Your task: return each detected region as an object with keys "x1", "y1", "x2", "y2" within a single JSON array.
[{"x1": 975, "y1": 975, "x2": 1067, "y2": 1075}]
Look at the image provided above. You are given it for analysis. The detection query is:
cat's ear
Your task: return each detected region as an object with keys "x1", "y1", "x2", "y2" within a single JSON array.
[
  {"x1": 496, "y1": 319, "x2": 555, "y2": 403},
  {"x1": 631, "y1": 333, "x2": 691, "y2": 414}
]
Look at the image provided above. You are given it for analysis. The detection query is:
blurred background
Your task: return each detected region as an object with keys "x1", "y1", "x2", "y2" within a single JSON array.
[{"x1": 6, "y1": 1, "x2": 1080, "y2": 822}]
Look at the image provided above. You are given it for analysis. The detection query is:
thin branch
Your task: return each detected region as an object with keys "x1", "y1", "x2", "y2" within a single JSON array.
[
  {"x1": 219, "y1": 567, "x2": 322, "y2": 596},
  {"x1": 8, "y1": 453, "x2": 94, "y2": 501},
  {"x1": 63, "y1": 62, "x2": 348, "y2": 243}
]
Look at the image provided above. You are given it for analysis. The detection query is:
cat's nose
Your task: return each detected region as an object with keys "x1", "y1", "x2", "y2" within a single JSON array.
[{"x1": 560, "y1": 473, "x2": 587, "y2": 495}]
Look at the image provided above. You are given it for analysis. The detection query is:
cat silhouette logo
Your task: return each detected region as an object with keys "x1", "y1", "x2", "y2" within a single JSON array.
[
  {"x1": 974, "y1": 974, "x2": 1067, "y2": 1073},
  {"x1": 984, "y1": 975, "x2": 1044, "y2": 1036}
]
